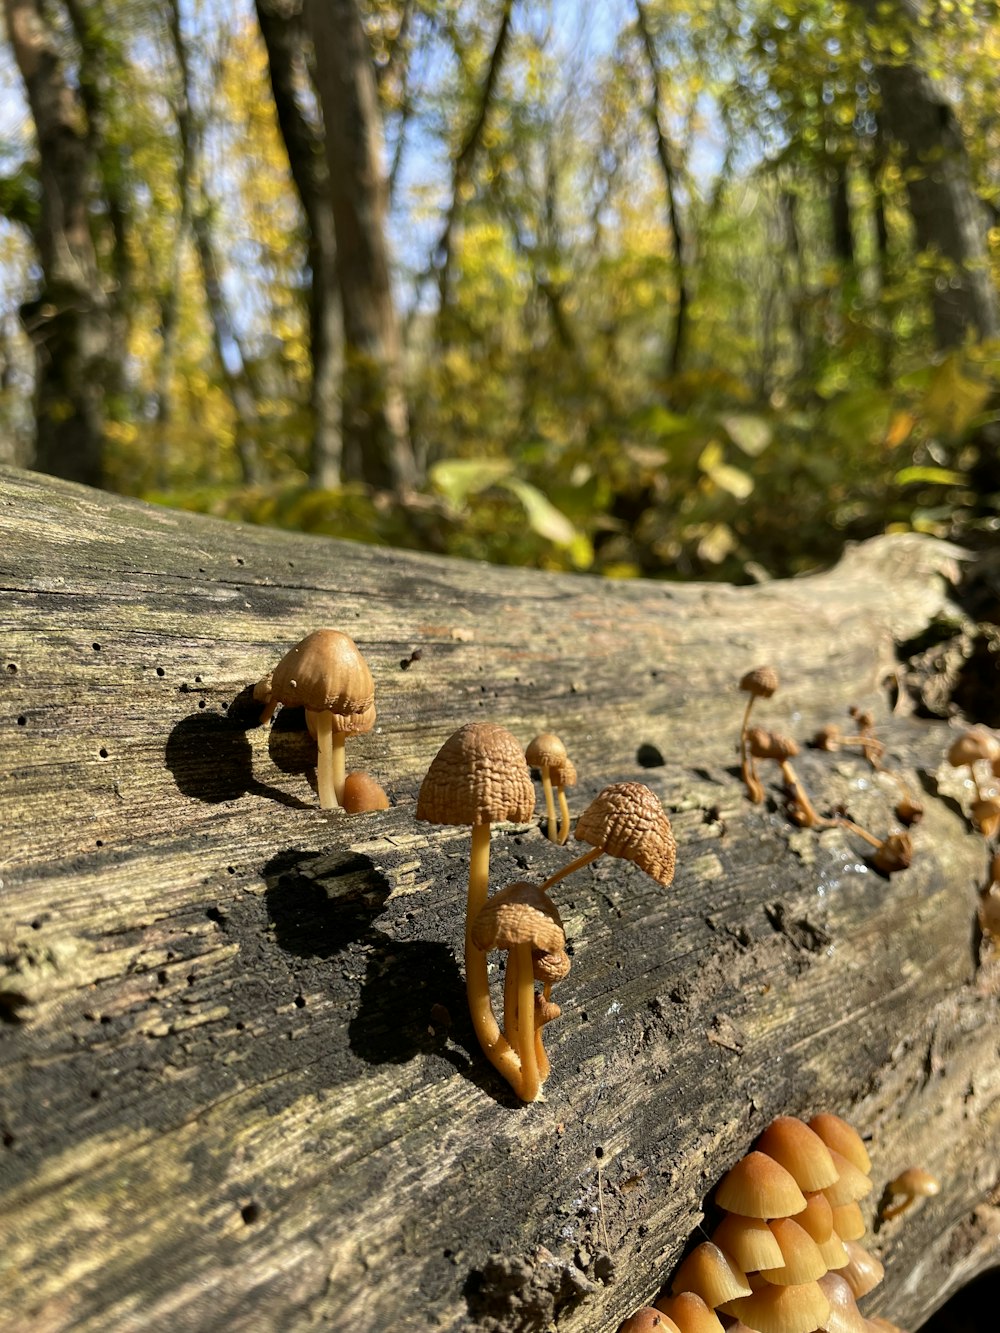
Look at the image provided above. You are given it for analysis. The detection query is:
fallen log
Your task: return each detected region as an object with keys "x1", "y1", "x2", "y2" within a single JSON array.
[{"x1": 0, "y1": 465, "x2": 997, "y2": 1333}]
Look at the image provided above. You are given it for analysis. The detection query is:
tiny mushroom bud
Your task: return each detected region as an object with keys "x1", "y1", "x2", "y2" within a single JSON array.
[
  {"x1": 259, "y1": 629, "x2": 375, "y2": 809},
  {"x1": 541, "y1": 782, "x2": 676, "y2": 893},
  {"x1": 341, "y1": 771, "x2": 390, "y2": 814},
  {"x1": 416, "y1": 723, "x2": 535, "y2": 1094},
  {"x1": 971, "y1": 797, "x2": 1000, "y2": 839},
  {"x1": 979, "y1": 884, "x2": 1000, "y2": 940},
  {"x1": 880, "y1": 1166, "x2": 940, "y2": 1221}
]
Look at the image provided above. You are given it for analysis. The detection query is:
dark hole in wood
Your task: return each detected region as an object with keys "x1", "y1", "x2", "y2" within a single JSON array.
[{"x1": 240, "y1": 1202, "x2": 260, "y2": 1225}]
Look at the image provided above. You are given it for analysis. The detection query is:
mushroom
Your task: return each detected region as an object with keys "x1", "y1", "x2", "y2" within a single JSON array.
[
  {"x1": 416, "y1": 722, "x2": 535, "y2": 1089},
  {"x1": 341, "y1": 771, "x2": 390, "y2": 813},
  {"x1": 531, "y1": 946, "x2": 570, "y2": 1079},
  {"x1": 755, "y1": 1116, "x2": 839, "y2": 1192},
  {"x1": 471, "y1": 881, "x2": 564, "y2": 1102},
  {"x1": 757, "y1": 1217, "x2": 827, "y2": 1286},
  {"x1": 711, "y1": 1213, "x2": 784, "y2": 1272},
  {"x1": 259, "y1": 629, "x2": 375, "y2": 809},
  {"x1": 824, "y1": 1150, "x2": 874, "y2": 1208},
  {"x1": 525, "y1": 733, "x2": 569, "y2": 843},
  {"x1": 653, "y1": 1291, "x2": 725, "y2": 1333},
  {"x1": 829, "y1": 1201, "x2": 867, "y2": 1241},
  {"x1": 835, "y1": 820, "x2": 912, "y2": 876},
  {"x1": 946, "y1": 727, "x2": 1000, "y2": 802},
  {"x1": 540, "y1": 782, "x2": 676, "y2": 893},
  {"x1": 619, "y1": 1311, "x2": 680, "y2": 1333},
  {"x1": 715, "y1": 1151, "x2": 807, "y2": 1219},
  {"x1": 720, "y1": 1279, "x2": 829, "y2": 1333},
  {"x1": 971, "y1": 796, "x2": 1000, "y2": 838},
  {"x1": 879, "y1": 1166, "x2": 940, "y2": 1221},
  {"x1": 670, "y1": 1241, "x2": 752, "y2": 1307},
  {"x1": 811, "y1": 724, "x2": 884, "y2": 765},
  {"x1": 839, "y1": 1239, "x2": 884, "y2": 1298},
  {"x1": 739, "y1": 666, "x2": 779, "y2": 803},
  {"x1": 807, "y1": 1114, "x2": 872, "y2": 1175},
  {"x1": 816, "y1": 1272, "x2": 869, "y2": 1333},
  {"x1": 550, "y1": 755, "x2": 577, "y2": 846}
]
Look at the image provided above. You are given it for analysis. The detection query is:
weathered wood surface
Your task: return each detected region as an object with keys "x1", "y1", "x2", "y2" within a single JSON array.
[{"x1": 0, "y1": 465, "x2": 997, "y2": 1333}]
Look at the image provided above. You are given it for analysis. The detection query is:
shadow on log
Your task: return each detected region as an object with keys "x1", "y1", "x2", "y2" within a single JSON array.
[{"x1": 0, "y1": 466, "x2": 998, "y2": 1332}]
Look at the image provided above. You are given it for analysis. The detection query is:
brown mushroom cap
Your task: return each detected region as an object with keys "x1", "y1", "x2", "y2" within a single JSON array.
[
  {"x1": 825, "y1": 1150, "x2": 874, "y2": 1207},
  {"x1": 712, "y1": 1213, "x2": 785, "y2": 1272},
  {"x1": 840, "y1": 1240, "x2": 884, "y2": 1298},
  {"x1": 470, "y1": 881, "x2": 565, "y2": 954},
  {"x1": 267, "y1": 629, "x2": 375, "y2": 731},
  {"x1": 947, "y1": 727, "x2": 1000, "y2": 768},
  {"x1": 341, "y1": 771, "x2": 390, "y2": 813},
  {"x1": 715, "y1": 1151, "x2": 808, "y2": 1219},
  {"x1": 532, "y1": 947, "x2": 571, "y2": 984},
  {"x1": 525, "y1": 732, "x2": 568, "y2": 770},
  {"x1": 817, "y1": 1273, "x2": 869, "y2": 1333},
  {"x1": 721, "y1": 1280, "x2": 829, "y2": 1333},
  {"x1": 971, "y1": 797, "x2": 1000, "y2": 837},
  {"x1": 747, "y1": 728, "x2": 799, "y2": 761},
  {"x1": 619, "y1": 1311, "x2": 681, "y2": 1333},
  {"x1": 758, "y1": 1218, "x2": 828, "y2": 1286},
  {"x1": 829, "y1": 1201, "x2": 866, "y2": 1241},
  {"x1": 887, "y1": 1166, "x2": 940, "y2": 1200},
  {"x1": 872, "y1": 833, "x2": 913, "y2": 876},
  {"x1": 756, "y1": 1117, "x2": 840, "y2": 1192},
  {"x1": 575, "y1": 782, "x2": 677, "y2": 886},
  {"x1": 416, "y1": 722, "x2": 535, "y2": 826},
  {"x1": 740, "y1": 666, "x2": 779, "y2": 698},
  {"x1": 670, "y1": 1242, "x2": 751, "y2": 1306},
  {"x1": 807, "y1": 1114, "x2": 871, "y2": 1174},
  {"x1": 550, "y1": 756, "x2": 577, "y2": 787},
  {"x1": 653, "y1": 1291, "x2": 725, "y2": 1333}
]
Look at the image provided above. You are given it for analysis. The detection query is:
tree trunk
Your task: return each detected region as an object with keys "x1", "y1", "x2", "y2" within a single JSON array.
[
  {"x1": 256, "y1": 0, "x2": 343, "y2": 490},
  {"x1": 304, "y1": 0, "x2": 416, "y2": 492},
  {"x1": 4, "y1": 0, "x2": 111, "y2": 488},
  {"x1": 863, "y1": 0, "x2": 1000, "y2": 347},
  {"x1": 1, "y1": 465, "x2": 998, "y2": 1332}
]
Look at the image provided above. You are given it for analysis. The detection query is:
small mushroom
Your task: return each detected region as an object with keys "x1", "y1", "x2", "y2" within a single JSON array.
[
  {"x1": 807, "y1": 1113, "x2": 871, "y2": 1175},
  {"x1": 739, "y1": 666, "x2": 778, "y2": 803},
  {"x1": 715, "y1": 1151, "x2": 807, "y2": 1219},
  {"x1": 670, "y1": 1241, "x2": 752, "y2": 1307},
  {"x1": 824, "y1": 1150, "x2": 874, "y2": 1208},
  {"x1": 541, "y1": 782, "x2": 676, "y2": 893},
  {"x1": 525, "y1": 733, "x2": 569, "y2": 843},
  {"x1": 755, "y1": 1116, "x2": 839, "y2": 1192},
  {"x1": 829, "y1": 1200, "x2": 866, "y2": 1241},
  {"x1": 341, "y1": 771, "x2": 390, "y2": 813},
  {"x1": 879, "y1": 1166, "x2": 940, "y2": 1221},
  {"x1": 259, "y1": 629, "x2": 375, "y2": 809},
  {"x1": 946, "y1": 727, "x2": 1000, "y2": 802},
  {"x1": 550, "y1": 755, "x2": 577, "y2": 846},
  {"x1": 758, "y1": 1217, "x2": 827, "y2": 1286},
  {"x1": 653, "y1": 1291, "x2": 725, "y2": 1333},
  {"x1": 816, "y1": 1272, "x2": 868, "y2": 1333},
  {"x1": 836, "y1": 820, "x2": 912, "y2": 876},
  {"x1": 971, "y1": 796, "x2": 1000, "y2": 838},
  {"x1": 619, "y1": 1311, "x2": 680, "y2": 1333},
  {"x1": 711, "y1": 1213, "x2": 784, "y2": 1273},
  {"x1": 748, "y1": 730, "x2": 831, "y2": 828},
  {"x1": 471, "y1": 881, "x2": 564, "y2": 1102},
  {"x1": 720, "y1": 1278, "x2": 829, "y2": 1333},
  {"x1": 416, "y1": 723, "x2": 535, "y2": 1091},
  {"x1": 839, "y1": 1239, "x2": 884, "y2": 1298}
]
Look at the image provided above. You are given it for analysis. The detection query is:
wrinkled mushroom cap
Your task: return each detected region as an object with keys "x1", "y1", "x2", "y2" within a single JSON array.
[
  {"x1": 470, "y1": 881, "x2": 564, "y2": 954},
  {"x1": 747, "y1": 728, "x2": 798, "y2": 761},
  {"x1": 575, "y1": 782, "x2": 677, "y2": 886},
  {"x1": 526, "y1": 732, "x2": 568, "y2": 770},
  {"x1": 268, "y1": 629, "x2": 375, "y2": 732},
  {"x1": 740, "y1": 666, "x2": 779, "y2": 698},
  {"x1": 550, "y1": 756, "x2": 577, "y2": 788},
  {"x1": 417, "y1": 722, "x2": 535, "y2": 827},
  {"x1": 532, "y1": 947, "x2": 571, "y2": 984}
]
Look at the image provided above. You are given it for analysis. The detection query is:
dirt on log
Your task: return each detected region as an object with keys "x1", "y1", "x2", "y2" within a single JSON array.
[{"x1": 0, "y1": 466, "x2": 998, "y2": 1333}]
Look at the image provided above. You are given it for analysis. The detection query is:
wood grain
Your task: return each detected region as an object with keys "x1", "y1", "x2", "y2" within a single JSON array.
[{"x1": 0, "y1": 466, "x2": 996, "y2": 1333}]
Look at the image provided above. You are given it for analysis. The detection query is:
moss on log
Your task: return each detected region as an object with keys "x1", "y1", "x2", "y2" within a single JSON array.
[{"x1": 0, "y1": 466, "x2": 997, "y2": 1332}]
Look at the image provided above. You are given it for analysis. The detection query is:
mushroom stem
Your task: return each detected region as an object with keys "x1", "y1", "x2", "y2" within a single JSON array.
[
  {"x1": 503, "y1": 949, "x2": 519, "y2": 1045},
  {"x1": 516, "y1": 941, "x2": 540, "y2": 1101},
  {"x1": 540, "y1": 844, "x2": 605, "y2": 892},
  {"x1": 779, "y1": 760, "x2": 834, "y2": 828},
  {"x1": 332, "y1": 733, "x2": 347, "y2": 804},
  {"x1": 836, "y1": 817, "x2": 882, "y2": 849},
  {"x1": 556, "y1": 787, "x2": 572, "y2": 845},
  {"x1": 540, "y1": 765, "x2": 558, "y2": 842},
  {"x1": 880, "y1": 1196, "x2": 915, "y2": 1221},
  {"x1": 969, "y1": 764, "x2": 986, "y2": 802},
  {"x1": 740, "y1": 697, "x2": 763, "y2": 803},
  {"x1": 312, "y1": 711, "x2": 339, "y2": 809},
  {"x1": 466, "y1": 823, "x2": 523, "y2": 1086}
]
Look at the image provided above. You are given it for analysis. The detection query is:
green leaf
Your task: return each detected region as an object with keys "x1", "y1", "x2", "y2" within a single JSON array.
[
  {"x1": 720, "y1": 413, "x2": 772, "y2": 457},
  {"x1": 501, "y1": 477, "x2": 580, "y2": 548},
  {"x1": 429, "y1": 458, "x2": 513, "y2": 507},
  {"x1": 707, "y1": 462, "x2": 755, "y2": 500},
  {"x1": 894, "y1": 466, "x2": 966, "y2": 487}
]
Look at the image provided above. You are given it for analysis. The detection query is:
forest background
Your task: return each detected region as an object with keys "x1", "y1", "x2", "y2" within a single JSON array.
[{"x1": 1, "y1": 0, "x2": 999, "y2": 585}]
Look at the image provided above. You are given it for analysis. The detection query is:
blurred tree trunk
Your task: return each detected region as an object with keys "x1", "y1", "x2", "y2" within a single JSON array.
[
  {"x1": 256, "y1": 0, "x2": 343, "y2": 490},
  {"x1": 830, "y1": 164, "x2": 854, "y2": 267},
  {"x1": 304, "y1": 0, "x2": 416, "y2": 492},
  {"x1": 4, "y1": 0, "x2": 111, "y2": 488},
  {"x1": 862, "y1": 0, "x2": 1000, "y2": 348}
]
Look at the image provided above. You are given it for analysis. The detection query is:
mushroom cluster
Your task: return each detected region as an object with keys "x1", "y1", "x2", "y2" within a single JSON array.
[
  {"x1": 619, "y1": 1112, "x2": 912, "y2": 1333},
  {"x1": 944, "y1": 727, "x2": 1000, "y2": 959}
]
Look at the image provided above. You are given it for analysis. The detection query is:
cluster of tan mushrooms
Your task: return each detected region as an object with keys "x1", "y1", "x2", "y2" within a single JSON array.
[
  {"x1": 253, "y1": 630, "x2": 676, "y2": 1102},
  {"x1": 738, "y1": 668, "x2": 916, "y2": 876},
  {"x1": 618, "y1": 1113, "x2": 939, "y2": 1333}
]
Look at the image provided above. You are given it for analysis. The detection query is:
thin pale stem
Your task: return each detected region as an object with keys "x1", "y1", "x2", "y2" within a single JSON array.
[
  {"x1": 516, "y1": 942, "x2": 540, "y2": 1101},
  {"x1": 332, "y1": 733, "x2": 347, "y2": 803},
  {"x1": 779, "y1": 760, "x2": 835, "y2": 828},
  {"x1": 465, "y1": 823, "x2": 523, "y2": 1091},
  {"x1": 540, "y1": 844, "x2": 605, "y2": 892},
  {"x1": 534, "y1": 1002, "x2": 550, "y2": 1082},
  {"x1": 739, "y1": 695, "x2": 757, "y2": 799},
  {"x1": 556, "y1": 787, "x2": 572, "y2": 845},
  {"x1": 541, "y1": 767, "x2": 557, "y2": 842},
  {"x1": 503, "y1": 948, "x2": 519, "y2": 1045},
  {"x1": 311, "y1": 710, "x2": 339, "y2": 809},
  {"x1": 837, "y1": 817, "x2": 882, "y2": 849}
]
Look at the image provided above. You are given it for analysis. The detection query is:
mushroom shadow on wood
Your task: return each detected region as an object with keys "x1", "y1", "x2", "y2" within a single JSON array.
[
  {"x1": 263, "y1": 850, "x2": 503, "y2": 1090},
  {"x1": 165, "y1": 712, "x2": 313, "y2": 809}
]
